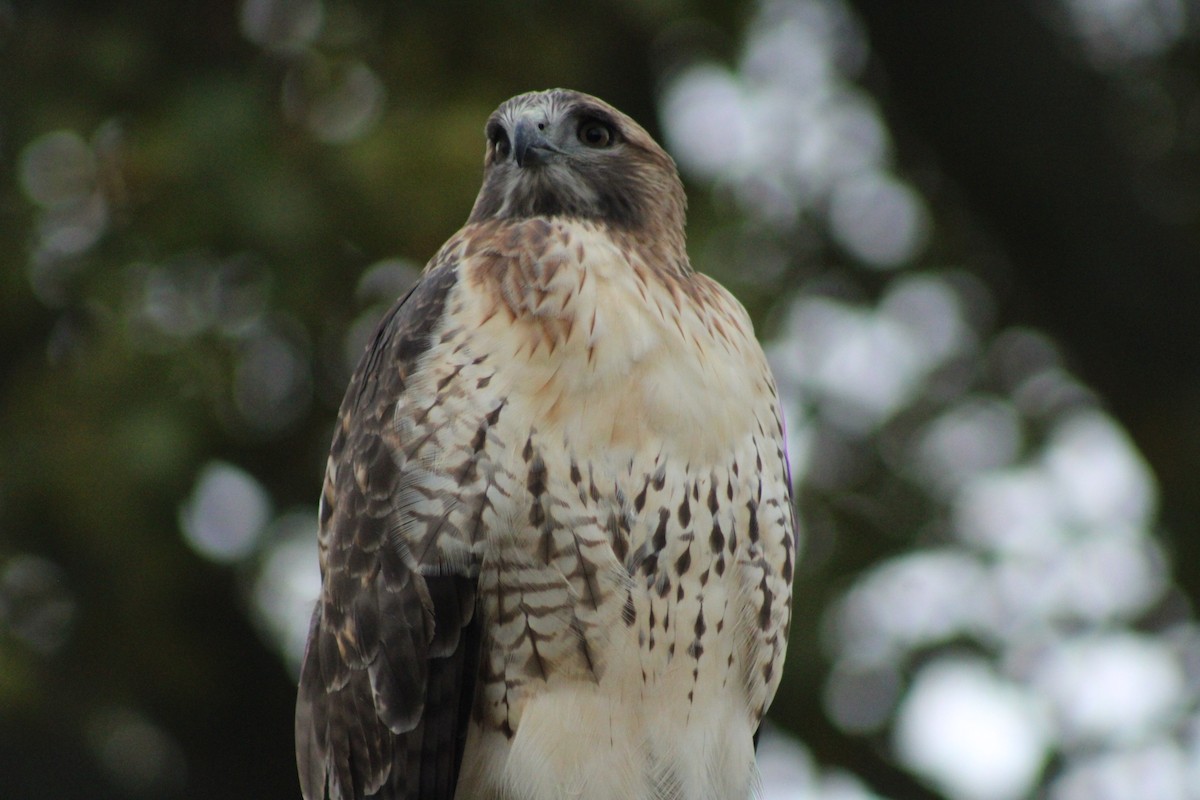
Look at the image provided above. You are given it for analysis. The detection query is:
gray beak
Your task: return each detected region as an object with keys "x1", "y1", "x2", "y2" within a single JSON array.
[{"x1": 512, "y1": 118, "x2": 554, "y2": 168}]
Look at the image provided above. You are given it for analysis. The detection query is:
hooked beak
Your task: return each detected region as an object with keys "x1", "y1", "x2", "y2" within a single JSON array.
[{"x1": 512, "y1": 118, "x2": 557, "y2": 168}]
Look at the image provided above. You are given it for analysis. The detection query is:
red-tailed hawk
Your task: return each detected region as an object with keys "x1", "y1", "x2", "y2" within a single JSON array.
[{"x1": 296, "y1": 88, "x2": 796, "y2": 800}]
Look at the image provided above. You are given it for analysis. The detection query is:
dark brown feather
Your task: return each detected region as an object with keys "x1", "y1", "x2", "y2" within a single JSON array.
[{"x1": 296, "y1": 261, "x2": 482, "y2": 800}]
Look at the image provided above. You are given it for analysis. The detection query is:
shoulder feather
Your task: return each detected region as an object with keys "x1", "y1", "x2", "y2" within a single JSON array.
[{"x1": 297, "y1": 256, "x2": 482, "y2": 800}]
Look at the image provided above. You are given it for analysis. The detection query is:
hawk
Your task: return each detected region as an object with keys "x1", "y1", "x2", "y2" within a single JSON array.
[{"x1": 296, "y1": 88, "x2": 796, "y2": 800}]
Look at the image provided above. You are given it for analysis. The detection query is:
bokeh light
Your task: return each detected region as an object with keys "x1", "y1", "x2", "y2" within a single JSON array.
[
  {"x1": 251, "y1": 510, "x2": 321, "y2": 675},
  {"x1": 664, "y1": 0, "x2": 1200, "y2": 796},
  {"x1": 239, "y1": 0, "x2": 323, "y2": 51},
  {"x1": 1056, "y1": 0, "x2": 1186, "y2": 66},
  {"x1": 283, "y1": 55, "x2": 386, "y2": 144},
  {"x1": 759, "y1": 726, "x2": 888, "y2": 800},
  {"x1": 179, "y1": 461, "x2": 272, "y2": 562},
  {"x1": 17, "y1": 124, "x2": 121, "y2": 307},
  {"x1": 86, "y1": 706, "x2": 187, "y2": 797},
  {"x1": 894, "y1": 659, "x2": 1050, "y2": 800},
  {"x1": 0, "y1": 555, "x2": 75, "y2": 656}
]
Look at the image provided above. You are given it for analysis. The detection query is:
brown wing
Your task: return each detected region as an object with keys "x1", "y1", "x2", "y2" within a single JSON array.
[{"x1": 296, "y1": 260, "x2": 482, "y2": 800}]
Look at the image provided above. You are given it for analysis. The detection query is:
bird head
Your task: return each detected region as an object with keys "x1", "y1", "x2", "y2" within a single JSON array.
[{"x1": 467, "y1": 89, "x2": 687, "y2": 248}]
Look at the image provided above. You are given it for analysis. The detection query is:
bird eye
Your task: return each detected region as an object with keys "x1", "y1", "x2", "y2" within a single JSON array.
[{"x1": 577, "y1": 119, "x2": 614, "y2": 148}]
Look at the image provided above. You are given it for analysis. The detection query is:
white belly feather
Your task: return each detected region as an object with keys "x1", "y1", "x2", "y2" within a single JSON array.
[{"x1": 436, "y1": 219, "x2": 790, "y2": 800}]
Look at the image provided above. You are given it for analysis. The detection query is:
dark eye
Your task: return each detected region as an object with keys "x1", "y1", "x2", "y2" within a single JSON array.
[
  {"x1": 488, "y1": 124, "x2": 511, "y2": 158},
  {"x1": 578, "y1": 119, "x2": 614, "y2": 148}
]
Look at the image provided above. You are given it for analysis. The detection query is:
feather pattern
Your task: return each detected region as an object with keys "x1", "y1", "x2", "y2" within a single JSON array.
[{"x1": 297, "y1": 89, "x2": 796, "y2": 800}]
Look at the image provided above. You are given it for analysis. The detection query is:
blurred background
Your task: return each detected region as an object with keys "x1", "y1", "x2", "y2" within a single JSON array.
[{"x1": 3, "y1": 1, "x2": 1200, "y2": 798}]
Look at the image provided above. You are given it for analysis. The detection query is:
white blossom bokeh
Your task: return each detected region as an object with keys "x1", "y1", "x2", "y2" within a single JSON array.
[{"x1": 658, "y1": 0, "x2": 1200, "y2": 798}]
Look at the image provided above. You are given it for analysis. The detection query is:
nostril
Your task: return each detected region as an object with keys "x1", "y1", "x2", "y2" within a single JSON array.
[{"x1": 537, "y1": 122, "x2": 545, "y2": 131}]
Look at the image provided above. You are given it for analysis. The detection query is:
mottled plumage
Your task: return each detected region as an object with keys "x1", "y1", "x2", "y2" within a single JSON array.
[{"x1": 296, "y1": 88, "x2": 797, "y2": 800}]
